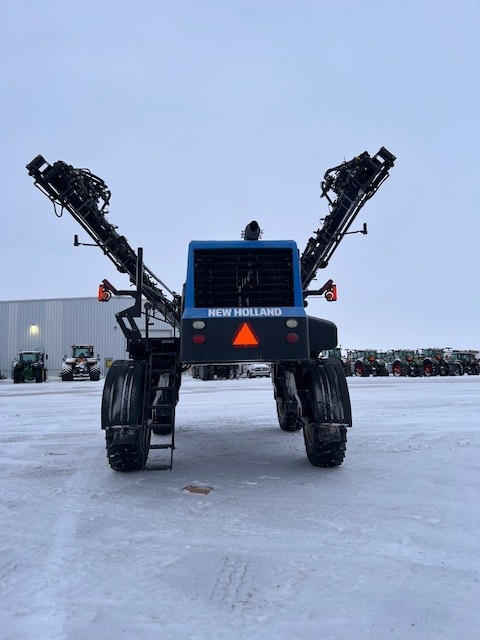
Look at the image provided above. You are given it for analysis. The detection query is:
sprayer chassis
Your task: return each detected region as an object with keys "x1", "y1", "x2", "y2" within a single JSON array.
[{"x1": 26, "y1": 147, "x2": 395, "y2": 471}]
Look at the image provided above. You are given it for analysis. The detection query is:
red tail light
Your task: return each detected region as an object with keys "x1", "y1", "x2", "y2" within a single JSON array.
[
  {"x1": 98, "y1": 284, "x2": 111, "y2": 301},
  {"x1": 325, "y1": 284, "x2": 337, "y2": 302}
]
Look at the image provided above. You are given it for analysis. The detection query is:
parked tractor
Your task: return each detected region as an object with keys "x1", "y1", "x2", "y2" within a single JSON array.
[
  {"x1": 27, "y1": 147, "x2": 395, "y2": 471},
  {"x1": 448, "y1": 351, "x2": 480, "y2": 376},
  {"x1": 421, "y1": 348, "x2": 448, "y2": 376},
  {"x1": 443, "y1": 349, "x2": 474, "y2": 376},
  {"x1": 12, "y1": 350, "x2": 48, "y2": 383},
  {"x1": 352, "y1": 350, "x2": 389, "y2": 377},
  {"x1": 391, "y1": 350, "x2": 423, "y2": 377},
  {"x1": 61, "y1": 345, "x2": 101, "y2": 381}
]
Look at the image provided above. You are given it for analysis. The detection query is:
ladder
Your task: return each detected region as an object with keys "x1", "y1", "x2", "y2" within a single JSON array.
[{"x1": 142, "y1": 339, "x2": 181, "y2": 470}]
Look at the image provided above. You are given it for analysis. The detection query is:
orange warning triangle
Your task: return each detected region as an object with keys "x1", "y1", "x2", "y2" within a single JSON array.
[{"x1": 232, "y1": 322, "x2": 259, "y2": 347}]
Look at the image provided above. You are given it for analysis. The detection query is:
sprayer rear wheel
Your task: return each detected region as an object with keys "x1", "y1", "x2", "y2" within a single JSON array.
[
  {"x1": 303, "y1": 358, "x2": 352, "y2": 467},
  {"x1": 102, "y1": 360, "x2": 150, "y2": 472},
  {"x1": 276, "y1": 399, "x2": 302, "y2": 432}
]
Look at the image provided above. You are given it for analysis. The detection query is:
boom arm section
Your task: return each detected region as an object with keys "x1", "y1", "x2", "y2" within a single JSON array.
[
  {"x1": 300, "y1": 147, "x2": 395, "y2": 291},
  {"x1": 26, "y1": 155, "x2": 181, "y2": 330}
]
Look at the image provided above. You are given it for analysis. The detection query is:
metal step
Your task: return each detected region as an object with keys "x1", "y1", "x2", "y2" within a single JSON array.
[
  {"x1": 147, "y1": 403, "x2": 174, "y2": 411},
  {"x1": 143, "y1": 356, "x2": 177, "y2": 471},
  {"x1": 145, "y1": 463, "x2": 172, "y2": 471}
]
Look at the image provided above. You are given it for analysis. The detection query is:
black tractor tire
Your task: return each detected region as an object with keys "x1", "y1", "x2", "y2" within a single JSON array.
[
  {"x1": 102, "y1": 360, "x2": 150, "y2": 472},
  {"x1": 89, "y1": 371, "x2": 100, "y2": 382},
  {"x1": 342, "y1": 362, "x2": 352, "y2": 377},
  {"x1": 13, "y1": 370, "x2": 22, "y2": 384},
  {"x1": 451, "y1": 362, "x2": 464, "y2": 377},
  {"x1": 303, "y1": 358, "x2": 352, "y2": 467},
  {"x1": 276, "y1": 399, "x2": 302, "y2": 432},
  {"x1": 36, "y1": 368, "x2": 47, "y2": 382},
  {"x1": 61, "y1": 371, "x2": 74, "y2": 382}
]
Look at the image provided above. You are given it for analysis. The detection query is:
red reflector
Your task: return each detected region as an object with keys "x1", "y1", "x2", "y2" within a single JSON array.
[
  {"x1": 286, "y1": 332, "x2": 299, "y2": 343},
  {"x1": 192, "y1": 335, "x2": 205, "y2": 344},
  {"x1": 232, "y1": 323, "x2": 259, "y2": 347}
]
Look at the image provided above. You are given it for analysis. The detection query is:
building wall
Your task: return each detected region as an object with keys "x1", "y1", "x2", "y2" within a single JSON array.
[{"x1": 0, "y1": 297, "x2": 173, "y2": 378}]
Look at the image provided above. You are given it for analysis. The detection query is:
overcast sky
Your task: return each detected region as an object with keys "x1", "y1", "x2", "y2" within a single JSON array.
[{"x1": 1, "y1": 0, "x2": 479, "y2": 350}]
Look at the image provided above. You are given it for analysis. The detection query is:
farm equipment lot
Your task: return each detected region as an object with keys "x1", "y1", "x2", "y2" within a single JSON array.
[{"x1": 1, "y1": 376, "x2": 479, "y2": 640}]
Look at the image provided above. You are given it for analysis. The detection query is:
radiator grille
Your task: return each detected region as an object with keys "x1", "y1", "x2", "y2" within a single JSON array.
[{"x1": 193, "y1": 248, "x2": 295, "y2": 307}]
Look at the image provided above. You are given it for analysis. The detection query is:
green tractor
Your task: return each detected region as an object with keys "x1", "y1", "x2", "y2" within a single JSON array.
[
  {"x1": 452, "y1": 351, "x2": 480, "y2": 376},
  {"x1": 420, "y1": 348, "x2": 448, "y2": 377},
  {"x1": 451, "y1": 351, "x2": 480, "y2": 376},
  {"x1": 391, "y1": 350, "x2": 422, "y2": 377},
  {"x1": 352, "y1": 350, "x2": 389, "y2": 377},
  {"x1": 12, "y1": 350, "x2": 48, "y2": 383},
  {"x1": 443, "y1": 350, "x2": 478, "y2": 376}
]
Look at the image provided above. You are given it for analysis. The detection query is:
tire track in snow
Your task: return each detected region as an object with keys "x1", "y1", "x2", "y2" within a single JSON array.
[
  {"x1": 24, "y1": 449, "x2": 96, "y2": 640},
  {"x1": 210, "y1": 554, "x2": 256, "y2": 612}
]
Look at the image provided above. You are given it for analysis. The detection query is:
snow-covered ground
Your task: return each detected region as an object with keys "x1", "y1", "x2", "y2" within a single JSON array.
[{"x1": 1, "y1": 375, "x2": 479, "y2": 640}]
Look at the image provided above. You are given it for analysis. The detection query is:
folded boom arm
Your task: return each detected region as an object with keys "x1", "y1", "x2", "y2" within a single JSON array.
[
  {"x1": 26, "y1": 156, "x2": 181, "y2": 330},
  {"x1": 300, "y1": 146, "x2": 396, "y2": 292}
]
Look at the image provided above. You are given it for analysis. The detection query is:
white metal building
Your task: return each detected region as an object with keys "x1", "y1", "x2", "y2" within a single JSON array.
[{"x1": 0, "y1": 297, "x2": 173, "y2": 378}]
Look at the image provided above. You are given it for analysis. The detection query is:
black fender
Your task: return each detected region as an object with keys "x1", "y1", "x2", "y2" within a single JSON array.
[{"x1": 307, "y1": 316, "x2": 338, "y2": 355}]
